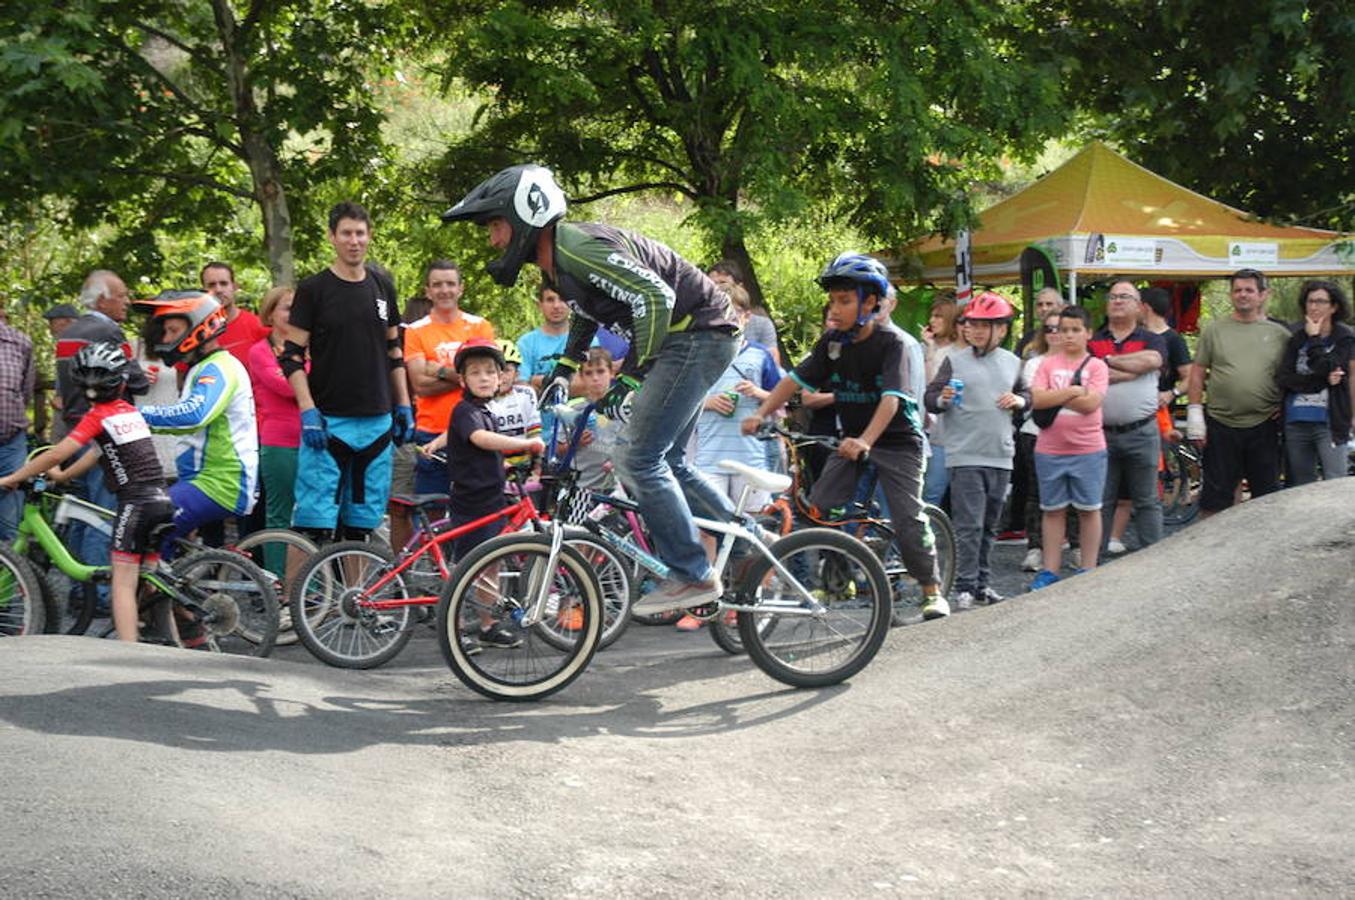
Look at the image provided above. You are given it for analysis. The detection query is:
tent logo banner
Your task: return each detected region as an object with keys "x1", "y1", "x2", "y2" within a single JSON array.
[
  {"x1": 1103, "y1": 237, "x2": 1158, "y2": 266},
  {"x1": 1229, "y1": 241, "x2": 1279, "y2": 266}
]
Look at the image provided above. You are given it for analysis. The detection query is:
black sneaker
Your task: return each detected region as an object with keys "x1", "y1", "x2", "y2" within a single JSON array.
[{"x1": 478, "y1": 622, "x2": 523, "y2": 649}]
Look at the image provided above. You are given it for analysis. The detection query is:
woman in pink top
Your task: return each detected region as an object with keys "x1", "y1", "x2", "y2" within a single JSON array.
[
  {"x1": 247, "y1": 287, "x2": 304, "y2": 543},
  {"x1": 1028, "y1": 305, "x2": 1109, "y2": 588}
]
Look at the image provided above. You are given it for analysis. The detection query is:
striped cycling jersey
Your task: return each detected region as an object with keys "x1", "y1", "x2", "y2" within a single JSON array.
[{"x1": 139, "y1": 350, "x2": 259, "y2": 515}]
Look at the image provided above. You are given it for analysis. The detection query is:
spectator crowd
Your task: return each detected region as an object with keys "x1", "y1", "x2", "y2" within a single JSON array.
[{"x1": 1, "y1": 190, "x2": 1350, "y2": 631}]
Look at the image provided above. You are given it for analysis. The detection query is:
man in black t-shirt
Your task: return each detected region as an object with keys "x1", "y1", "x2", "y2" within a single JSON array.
[{"x1": 281, "y1": 202, "x2": 415, "y2": 542}]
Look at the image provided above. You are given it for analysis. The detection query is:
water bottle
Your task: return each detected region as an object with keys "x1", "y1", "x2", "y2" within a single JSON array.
[{"x1": 948, "y1": 377, "x2": 965, "y2": 408}]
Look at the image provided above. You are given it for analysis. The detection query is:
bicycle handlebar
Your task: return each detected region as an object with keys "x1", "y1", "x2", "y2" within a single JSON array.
[{"x1": 755, "y1": 421, "x2": 869, "y2": 461}]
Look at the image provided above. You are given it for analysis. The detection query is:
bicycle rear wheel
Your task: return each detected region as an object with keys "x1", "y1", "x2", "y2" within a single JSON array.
[
  {"x1": 0, "y1": 544, "x2": 47, "y2": 636},
  {"x1": 1161, "y1": 442, "x2": 1201, "y2": 526},
  {"x1": 171, "y1": 548, "x2": 279, "y2": 656},
  {"x1": 737, "y1": 528, "x2": 891, "y2": 688},
  {"x1": 290, "y1": 541, "x2": 416, "y2": 669},
  {"x1": 436, "y1": 533, "x2": 602, "y2": 701},
  {"x1": 232, "y1": 528, "x2": 318, "y2": 646}
]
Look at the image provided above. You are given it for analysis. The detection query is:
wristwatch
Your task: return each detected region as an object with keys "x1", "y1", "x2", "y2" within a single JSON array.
[{"x1": 435, "y1": 366, "x2": 449, "y2": 382}]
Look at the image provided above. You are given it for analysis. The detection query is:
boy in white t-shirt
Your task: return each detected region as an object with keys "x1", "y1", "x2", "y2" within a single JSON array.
[{"x1": 1028, "y1": 305, "x2": 1109, "y2": 590}]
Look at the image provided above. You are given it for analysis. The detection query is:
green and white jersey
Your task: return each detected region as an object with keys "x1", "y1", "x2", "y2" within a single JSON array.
[
  {"x1": 139, "y1": 350, "x2": 259, "y2": 515},
  {"x1": 550, "y1": 222, "x2": 739, "y2": 378}
]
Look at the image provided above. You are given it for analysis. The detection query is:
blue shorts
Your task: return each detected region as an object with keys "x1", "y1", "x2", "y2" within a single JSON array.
[
  {"x1": 1035, "y1": 450, "x2": 1107, "y2": 512},
  {"x1": 412, "y1": 428, "x2": 451, "y2": 496},
  {"x1": 163, "y1": 480, "x2": 232, "y2": 558},
  {"x1": 292, "y1": 414, "x2": 394, "y2": 531}
]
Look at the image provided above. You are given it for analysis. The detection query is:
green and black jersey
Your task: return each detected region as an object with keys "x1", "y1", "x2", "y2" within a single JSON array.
[{"x1": 549, "y1": 222, "x2": 739, "y2": 378}]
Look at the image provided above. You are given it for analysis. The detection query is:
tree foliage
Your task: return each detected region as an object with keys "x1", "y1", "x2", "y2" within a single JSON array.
[
  {"x1": 1041, "y1": 0, "x2": 1355, "y2": 229},
  {"x1": 0, "y1": 1, "x2": 416, "y2": 284},
  {"x1": 430, "y1": 0, "x2": 1067, "y2": 304}
]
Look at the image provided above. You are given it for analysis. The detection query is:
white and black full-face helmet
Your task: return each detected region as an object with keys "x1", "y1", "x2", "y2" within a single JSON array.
[
  {"x1": 71, "y1": 341, "x2": 129, "y2": 402},
  {"x1": 441, "y1": 165, "x2": 567, "y2": 287}
]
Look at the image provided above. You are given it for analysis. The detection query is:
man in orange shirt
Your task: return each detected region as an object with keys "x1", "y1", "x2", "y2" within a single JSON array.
[
  {"x1": 403, "y1": 260, "x2": 494, "y2": 494},
  {"x1": 202, "y1": 262, "x2": 269, "y2": 366}
]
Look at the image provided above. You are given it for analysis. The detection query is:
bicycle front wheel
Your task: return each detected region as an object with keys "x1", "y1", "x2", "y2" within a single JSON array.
[
  {"x1": 231, "y1": 528, "x2": 319, "y2": 646},
  {"x1": 737, "y1": 528, "x2": 891, "y2": 688},
  {"x1": 0, "y1": 544, "x2": 47, "y2": 636},
  {"x1": 171, "y1": 548, "x2": 279, "y2": 656},
  {"x1": 436, "y1": 533, "x2": 603, "y2": 701},
  {"x1": 531, "y1": 528, "x2": 632, "y2": 652},
  {"x1": 290, "y1": 541, "x2": 415, "y2": 669}
]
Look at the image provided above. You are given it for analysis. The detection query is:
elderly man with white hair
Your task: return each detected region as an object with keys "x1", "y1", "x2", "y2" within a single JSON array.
[{"x1": 53, "y1": 270, "x2": 150, "y2": 600}]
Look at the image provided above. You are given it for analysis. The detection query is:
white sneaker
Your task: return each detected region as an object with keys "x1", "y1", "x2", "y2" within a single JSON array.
[
  {"x1": 1022, "y1": 548, "x2": 1042, "y2": 572},
  {"x1": 954, "y1": 590, "x2": 976, "y2": 611},
  {"x1": 632, "y1": 576, "x2": 723, "y2": 615},
  {"x1": 1068, "y1": 548, "x2": 1081, "y2": 568},
  {"x1": 920, "y1": 594, "x2": 951, "y2": 620},
  {"x1": 1106, "y1": 538, "x2": 1127, "y2": 555},
  {"x1": 977, "y1": 586, "x2": 1005, "y2": 605}
]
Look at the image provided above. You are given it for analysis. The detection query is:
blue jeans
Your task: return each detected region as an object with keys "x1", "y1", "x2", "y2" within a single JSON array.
[
  {"x1": 923, "y1": 443, "x2": 949, "y2": 506},
  {"x1": 0, "y1": 431, "x2": 27, "y2": 541},
  {"x1": 1101, "y1": 420, "x2": 1162, "y2": 548},
  {"x1": 615, "y1": 330, "x2": 739, "y2": 583}
]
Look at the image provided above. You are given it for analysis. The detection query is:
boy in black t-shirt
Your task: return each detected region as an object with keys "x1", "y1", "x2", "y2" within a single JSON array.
[
  {"x1": 743, "y1": 253, "x2": 950, "y2": 620},
  {"x1": 1, "y1": 343, "x2": 173, "y2": 642},
  {"x1": 447, "y1": 339, "x2": 545, "y2": 649}
]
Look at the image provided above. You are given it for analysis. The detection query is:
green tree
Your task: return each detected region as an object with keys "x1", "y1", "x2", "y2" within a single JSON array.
[
  {"x1": 1041, "y1": 0, "x2": 1355, "y2": 229},
  {"x1": 430, "y1": 0, "x2": 1066, "y2": 306},
  {"x1": 0, "y1": 1, "x2": 416, "y2": 284}
]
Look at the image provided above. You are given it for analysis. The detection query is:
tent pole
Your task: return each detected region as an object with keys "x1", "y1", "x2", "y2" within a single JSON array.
[{"x1": 1068, "y1": 271, "x2": 1078, "y2": 306}]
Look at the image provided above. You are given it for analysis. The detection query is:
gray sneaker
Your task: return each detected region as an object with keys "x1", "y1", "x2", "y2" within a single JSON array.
[
  {"x1": 632, "y1": 576, "x2": 723, "y2": 615},
  {"x1": 977, "y1": 586, "x2": 1005, "y2": 605},
  {"x1": 1022, "y1": 548, "x2": 1042, "y2": 572},
  {"x1": 953, "y1": 590, "x2": 976, "y2": 611}
]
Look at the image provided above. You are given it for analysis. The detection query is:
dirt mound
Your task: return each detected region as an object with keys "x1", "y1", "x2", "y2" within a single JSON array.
[{"x1": 1, "y1": 481, "x2": 1351, "y2": 895}]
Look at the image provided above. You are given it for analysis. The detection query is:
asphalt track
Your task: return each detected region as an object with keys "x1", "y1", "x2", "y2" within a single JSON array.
[{"x1": 2, "y1": 480, "x2": 1353, "y2": 897}]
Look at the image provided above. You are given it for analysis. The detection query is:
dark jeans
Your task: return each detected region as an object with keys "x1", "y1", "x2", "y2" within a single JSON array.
[
  {"x1": 1102, "y1": 419, "x2": 1162, "y2": 548},
  {"x1": 1200, "y1": 415, "x2": 1281, "y2": 512},
  {"x1": 948, "y1": 466, "x2": 1010, "y2": 593}
]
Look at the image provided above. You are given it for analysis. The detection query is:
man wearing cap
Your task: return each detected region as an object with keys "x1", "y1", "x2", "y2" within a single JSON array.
[
  {"x1": 41, "y1": 304, "x2": 80, "y2": 444},
  {"x1": 0, "y1": 305, "x2": 35, "y2": 540}
]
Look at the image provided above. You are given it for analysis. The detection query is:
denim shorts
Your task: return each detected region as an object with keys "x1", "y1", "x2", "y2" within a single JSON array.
[{"x1": 1035, "y1": 450, "x2": 1107, "y2": 511}]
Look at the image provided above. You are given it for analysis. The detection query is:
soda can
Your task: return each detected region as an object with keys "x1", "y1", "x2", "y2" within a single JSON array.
[
  {"x1": 948, "y1": 377, "x2": 965, "y2": 408},
  {"x1": 721, "y1": 389, "x2": 741, "y2": 417}
]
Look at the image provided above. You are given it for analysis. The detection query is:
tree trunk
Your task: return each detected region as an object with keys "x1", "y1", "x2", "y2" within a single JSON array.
[
  {"x1": 720, "y1": 229, "x2": 790, "y2": 363},
  {"x1": 211, "y1": 0, "x2": 294, "y2": 286}
]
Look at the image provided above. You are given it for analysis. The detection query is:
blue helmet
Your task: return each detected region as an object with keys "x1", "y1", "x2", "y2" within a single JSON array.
[{"x1": 816, "y1": 252, "x2": 891, "y2": 300}]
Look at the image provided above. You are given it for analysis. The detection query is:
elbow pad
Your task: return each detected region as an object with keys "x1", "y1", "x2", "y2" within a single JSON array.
[
  {"x1": 386, "y1": 337, "x2": 405, "y2": 370},
  {"x1": 387, "y1": 356, "x2": 406, "y2": 371},
  {"x1": 279, "y1": 341, "x2": 307, "y2": 378}
]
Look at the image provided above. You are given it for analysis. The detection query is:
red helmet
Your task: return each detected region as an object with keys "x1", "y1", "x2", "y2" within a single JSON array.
[
  {"x1": 453, "y1": 338, "x2": 505, "y2": 374},
  {"x1": 963, "y1": 292, "x2": 1015, "y2": 322}
]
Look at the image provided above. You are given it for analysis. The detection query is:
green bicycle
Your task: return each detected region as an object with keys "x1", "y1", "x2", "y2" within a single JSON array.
[{"x1": 2, "y1": 475, "x2": 280, "y2": 654}]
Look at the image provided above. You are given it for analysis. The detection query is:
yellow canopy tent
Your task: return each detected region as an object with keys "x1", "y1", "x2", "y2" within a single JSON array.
[{"x1": 894, "y1": 141, "x2": 1355, "y2": 300}]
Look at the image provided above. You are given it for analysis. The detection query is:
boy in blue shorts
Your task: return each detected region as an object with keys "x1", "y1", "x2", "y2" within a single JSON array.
[
  {"x1": 743, "y1": 253, "x2": 949, "y2": 619},
  {"x1": 1028, "y1": 305, "x2": 1110, "y2": 589}
]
